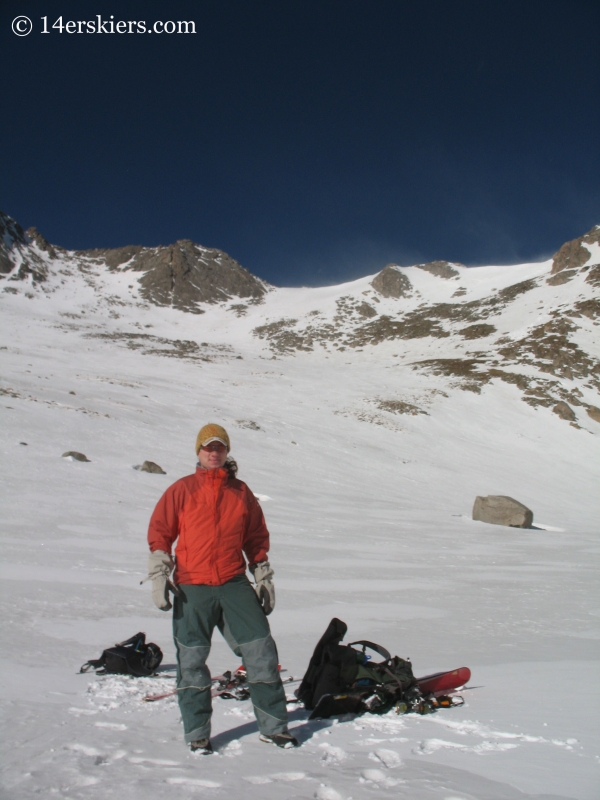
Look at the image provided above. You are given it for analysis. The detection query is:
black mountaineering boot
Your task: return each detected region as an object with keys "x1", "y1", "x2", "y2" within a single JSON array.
[
  {"x1": 259, "y1": 731, "x2": 299, "y2": 749},
  {"x1": 190, "y1": 738, "x2": 213, "y2": 755}
]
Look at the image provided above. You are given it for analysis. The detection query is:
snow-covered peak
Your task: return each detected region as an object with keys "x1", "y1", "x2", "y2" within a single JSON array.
[
  {"x1": 1, "y1": 213, "x2": 599, "y2": 800},
  {"x1": 1, "y1": 213, "x2": 598, "y2": 427}
]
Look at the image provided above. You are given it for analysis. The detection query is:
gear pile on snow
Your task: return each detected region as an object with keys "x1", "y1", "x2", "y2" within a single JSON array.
[
  {"x1": 80, "y1": 632, "x2": 163, "y2": 677},
  {"x1": 296, "y1": 618, "x2": 468, "y2": 718}
]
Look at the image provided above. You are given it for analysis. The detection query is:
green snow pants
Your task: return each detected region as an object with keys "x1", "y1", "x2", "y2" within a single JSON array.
[{"x1": 172, "y1": 575, "x2": 288, "y2": 744}]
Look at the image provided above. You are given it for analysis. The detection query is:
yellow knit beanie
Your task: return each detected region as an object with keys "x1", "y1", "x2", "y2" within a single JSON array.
[{"x1": 195, "y1": 423, "x2": 231, "y2": 454}]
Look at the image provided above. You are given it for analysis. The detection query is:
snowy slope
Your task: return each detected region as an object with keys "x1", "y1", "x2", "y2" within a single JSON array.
[{"x1": 1, "y1": 215, "x2": 599, "y2": 800}]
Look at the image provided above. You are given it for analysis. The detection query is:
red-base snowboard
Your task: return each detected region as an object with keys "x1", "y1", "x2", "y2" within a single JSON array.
[{"x1": 415, "y1": 667, "x2": 471, "y2": 697}]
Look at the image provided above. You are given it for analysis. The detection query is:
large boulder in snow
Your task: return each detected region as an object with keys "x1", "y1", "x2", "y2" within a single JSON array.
[
  {"x1": 62, "y1": 451, "x2": 90, "y2": 462},
  {"x1": 140, "y1": 460, "x2": 166, "y2": 474},
  {"x1": 472, "y1": 495, "x2": 533, "y2": 529}
]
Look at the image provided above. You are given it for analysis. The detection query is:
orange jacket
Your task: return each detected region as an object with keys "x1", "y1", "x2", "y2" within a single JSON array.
[{"x1": 147, "y1": 467, "x2": 270, "y2": 586}]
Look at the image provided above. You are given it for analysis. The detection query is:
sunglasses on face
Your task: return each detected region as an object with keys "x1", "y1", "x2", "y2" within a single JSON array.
[{"x1": 201, "y1": 443, "x2": 227, "y2": 453}]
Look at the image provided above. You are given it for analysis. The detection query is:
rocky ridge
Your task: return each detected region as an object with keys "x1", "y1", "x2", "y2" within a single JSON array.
[
  {"x1": 0, "y1": 215, "x2": 53, "y2": 284},
  {"x1": 1, "y1": 211, "x2": 599, "y2": 427},
  {"x1": 77, "y1": 239, "x2": 270, "y2": 313},
  {"x1": 0, "y1": 211, "x2": 269, "y2": 313}
]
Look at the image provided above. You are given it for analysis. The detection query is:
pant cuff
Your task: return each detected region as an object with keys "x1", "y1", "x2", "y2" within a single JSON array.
[
  {"x1": 253, "y1": 704, "x2": 289, "y2": 736},
  {"x1": 184, "y1": 722, "x2": 211, "y2": 744}
]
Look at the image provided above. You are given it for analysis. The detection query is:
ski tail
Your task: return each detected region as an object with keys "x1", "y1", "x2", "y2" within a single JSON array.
[{"x1": 416, "y1": 667, "x2": 471, "y2": 696}]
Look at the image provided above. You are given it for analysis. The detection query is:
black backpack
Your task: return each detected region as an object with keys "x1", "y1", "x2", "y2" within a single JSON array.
[
  {"x1": 80, "y1": 632, "x2": 163, "y2": 677},
  {"x1": 296, "y1": 618, "x2": 416, "y2": 718}
]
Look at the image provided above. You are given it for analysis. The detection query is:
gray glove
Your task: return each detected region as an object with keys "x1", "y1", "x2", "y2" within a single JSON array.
[
  {"x1": 251, "y1": 561, "x2": 275, "y2": 615},
  {"x1": 146, "y1": 550, "x2": 176, "y2": 611}
]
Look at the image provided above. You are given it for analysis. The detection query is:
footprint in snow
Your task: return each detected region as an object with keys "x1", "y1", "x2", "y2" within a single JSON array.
[
  {"x1": 314, "y1": 787, "x2": 344, "y2": 800},
  {"x1": 415, "y1": 738, "x2": 467, "y2": 755},
  {"x1": 244, "y1": 772, "x2": 307, "y2": 784},
  {"x1": 94, "y1": 721, "x2": 127, "y2": 731},
  {"x1": 268, "y1": 772, "x2": 306, "y2": 782},
  {"x1": 65, "y1": 743, "x2": 114, "y2": 767},
  {"x1": 68, "y1": 707, "x2": 97, "y2": 716},
  {"x1": 360, "y1": 768, "x2": 403, "y2": 788},
  {"x1": 222, "y1": 739, "x2": 243, "y2": 757},
  {"x1": 66, "y1": 744, "x2": 103, "y2": 757},
  {"x1": 414, "y1": 737, "x2": 519, "y2": 755},
  {"x1": 427, "y1": 715, "x2": 578, "y2": 750},
  {"x1": 369, "y1": 747, "x2": 402, "y2": 768},
  {"x1": 319, "y1": 742, "x2": 347, "y2": 765},
  {"x1": 73, "y1": 776, "x2": 100, "y2": 787},
  {"x1": 166, "y1": 777, "x2": 221, "y2": 788}
]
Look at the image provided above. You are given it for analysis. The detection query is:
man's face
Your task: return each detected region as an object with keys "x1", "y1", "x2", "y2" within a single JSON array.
[{"x1": 198, "y1": 441, "x2": 228, "y2": 470}]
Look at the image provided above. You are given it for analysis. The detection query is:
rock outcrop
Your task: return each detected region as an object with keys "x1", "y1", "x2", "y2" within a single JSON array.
[
  {"x1": 586, "y1": 405, "x2": 600, "y2": 424},
  {"x1": 61, "y1": 451, "x2": 90, "y2": 462},
  {"x1": 548, "y1": 225, "x2": 600, "y2": 285},
  {"x1": 0, "y1": 211, "x2": 270, "y2": 312},
  {"x1": 140, "y1": 460, "x2": 166, "y2": 474},
  {"x1": 26, "y1": 227, "x2": 59, "y2": 258},
  {"x1": 79, "y1": 239, "x2": 269, "y2": 313},
  {"x1": 371, "y1": 264, "x2": 412, "y2": 298},
  {"x1": 414, "y1": 260, "x2": 462, "y2": 279},
  {"x1": 0, "y1": 212, "x2": 49, "y2": 283},
  {"x1": 552, "y1": 401, "x2": 576, "y2": 421},
  {"x1": 472, "y1": 495, "x2": 533, "y2": 528}
]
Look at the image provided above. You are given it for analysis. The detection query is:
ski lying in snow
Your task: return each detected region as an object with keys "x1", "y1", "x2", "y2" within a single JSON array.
[
  {"x1": 415, "y1": 666, "x2": 471, "y2": 697},
  {"x1": 212, "y1": 674, "x2": 297, "y2": 701},
  {"x1": 143, "y1": 667, "x2": 295, "y2": 703},
  {"x1": 144, "y1": 668, "x2": 247, "y2": 702}
]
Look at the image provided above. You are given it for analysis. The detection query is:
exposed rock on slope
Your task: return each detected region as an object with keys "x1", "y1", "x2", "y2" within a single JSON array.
[
  {"x1": 61, "y1": 451, "x2": 90, "y2": 462},
  {"x1": 552, "y1": 401, "x2": 576, "y2": 421},
  {"x1": 140, "y1": 460, "x2": 166, "y2": 474},
  {"x1": 0, "y1": 211, "x2": 270, "y2": 312},
  {"x1": 79, "y1": 239, "x2": 270, "y2": 313},
  {"x1": 0, "y1": 213, "x2": 49, "y2": 284},
  {"x1": 414, "y1": 260, "x2": 462, "y2": 279},
  {"x1": 547, "y1": 225, "x2": 600, "y2": 285},
  {"x1": 26, "y1": 227, "x2": 60, "y2": 258},
  {"x1": 497, "y1": 317, "x2": 599, "y2": 390},
  {"x1": 249, "y1": 261, "x2": 598, "y2": 424},
  {"x1": 1, "y1": 210, "x2": 598, "y2": 428},
  {"x1": 473, "y1": 495, "x2": 533, "y2": 529},
  {"x1": 371, "y1": 264, "x2": 413, "y2": 298},
  {"x1": 253, "y1": 319, "x2": 309, "y2": 354},
  {"x1": 86, "y1": 332, "x2": 238, "y2": 362}
]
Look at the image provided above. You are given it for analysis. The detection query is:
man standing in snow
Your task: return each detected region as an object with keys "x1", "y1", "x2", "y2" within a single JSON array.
[{"x1": 145, "y1": 423, "x2": 297, "y2": 753}]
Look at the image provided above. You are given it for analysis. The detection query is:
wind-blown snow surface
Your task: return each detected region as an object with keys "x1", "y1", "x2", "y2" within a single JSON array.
[{"x1": 1, "y1": 250, "x2": 599, "y2": 800}]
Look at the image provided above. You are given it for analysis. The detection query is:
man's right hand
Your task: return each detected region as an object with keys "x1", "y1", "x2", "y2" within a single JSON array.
[
  {"x1": 147, "y1": 550, "x2": 175, "y2": 611},
  {"x1": 251, "y1": 561, "x2": 275, "y2": 615}
]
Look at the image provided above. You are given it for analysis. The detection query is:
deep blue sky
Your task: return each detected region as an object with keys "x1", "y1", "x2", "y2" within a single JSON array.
[{"x1": 1, "y1": 0, "x2": 599, "y2": 286}]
